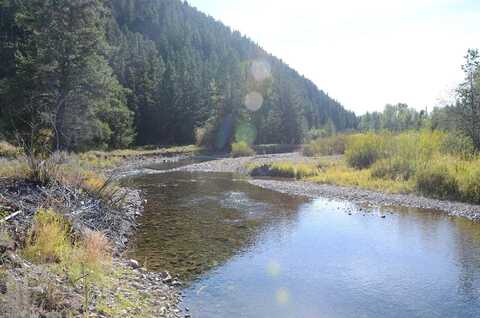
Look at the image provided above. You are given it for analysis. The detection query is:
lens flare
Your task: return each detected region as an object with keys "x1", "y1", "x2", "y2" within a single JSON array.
[
  {"x1": 276, "y1": 288, "x2": 290, "y2": 305},
  {"x1": 235, "y1": 122, "x2": 257, "y2": 145},
  {"x1": 245, "y1": 91, "x2": 264, "y2": 112},
  {"x1": 267, "y1": 261, "x2": 281, "y2": 277},
  {"x1": 215, "y1": 115, "x2": 234, "y2": 150},
  {"x1": 251, "y1": 60, "x2": 271, "y2": 82}
]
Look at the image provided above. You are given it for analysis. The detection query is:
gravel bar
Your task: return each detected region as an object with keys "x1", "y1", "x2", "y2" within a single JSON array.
[{"x1": 175, "y1": 152, "x2": 480, "y2": 221}]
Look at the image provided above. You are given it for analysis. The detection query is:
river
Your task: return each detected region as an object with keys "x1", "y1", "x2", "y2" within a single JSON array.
[{"x1": 125, "y1": 158, "x2": 480, "y2": 318}]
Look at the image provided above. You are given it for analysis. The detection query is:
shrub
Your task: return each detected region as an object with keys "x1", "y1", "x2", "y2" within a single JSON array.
[
  {"x1": 371, "y1": 157, "x2": 414, "y2": 181},
  {"x1": 231, "y1": 141, "x2": 255, "y2": 157},
  {"x1": 416, "y1": 164, "x2": 459, "y2": 200},
  {"x1": 345, "y1": 134, "x2": 386, "y2": 169},
  {"x1": 23, "y1": 209, "x2": 72, "y2": 263},
  {"x1": 441, "y1": 132, "x2": 477, "y2": 159},
  {"x1": 303, "y1": 135, "x2": 348, "y2": 157},
  {"x1": 24, "y1": 154, "x2": 61, "y2": 185},
  {"x1": 458, "y1": 163, "x2": 480, "y2": 204}
]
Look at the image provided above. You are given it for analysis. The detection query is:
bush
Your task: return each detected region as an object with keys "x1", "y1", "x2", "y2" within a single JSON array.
[
  {"x1": 371, "y1": 157, "x2": 414, "y2": 181},
  {"x1": 303, "y1": 135, "x2": 348, "y2": 157},
  {"x1": 416, "y1": 164, "x2": 459, "y2": 200},
  {"x1": 231, "y1": 141, "x2": 255, "y2": 157},
  {"x1": 458, "y1": 164, "x2": 480, "y2": 204},
  {"x1": 345, "y1": 134, "x2": 386, "y2": 169},
  {"x1": 441, "y1": 132, "x2": 477, "y2": 159},
  {"x1": 23, "y1": 209, "x2": 72, "y2": 263}
]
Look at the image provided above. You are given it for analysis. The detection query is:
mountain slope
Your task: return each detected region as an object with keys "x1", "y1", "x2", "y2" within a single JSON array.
[
  {"x1": 107, "y1": 0, "x2": 356, "y2": 147},
  {"x1": 0, "y1": 0, "x2": 356, "y2": 150}
]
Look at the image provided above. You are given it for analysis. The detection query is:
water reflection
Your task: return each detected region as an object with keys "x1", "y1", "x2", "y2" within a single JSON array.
[
  {"x1": 127, "y1": 170, "x2": 480, "y2": 317},
  {"x1": 126, "y1": 171, "x2": 306, "y2": 281}
]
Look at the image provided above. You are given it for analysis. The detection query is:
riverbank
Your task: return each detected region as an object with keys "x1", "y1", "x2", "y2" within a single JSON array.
[
  {"x1": 0, "y1": 152, "x2": 186, "y2": 317},
  {"x1": 174, "y1": 153, "x2": 480, "y2": 221}
]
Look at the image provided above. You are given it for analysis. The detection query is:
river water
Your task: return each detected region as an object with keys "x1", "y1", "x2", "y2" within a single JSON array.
[{"x1": 125, "y1": 159, "x2": 480, "y2": 318}]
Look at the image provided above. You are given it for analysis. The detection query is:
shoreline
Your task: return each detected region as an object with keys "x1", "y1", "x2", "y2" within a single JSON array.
[
  {"x1": 0, "y1": 156, "x2": 186, "y2": 317},
  {"x1": 174, "y1": 153, "x2": 480, "y2": 221}
]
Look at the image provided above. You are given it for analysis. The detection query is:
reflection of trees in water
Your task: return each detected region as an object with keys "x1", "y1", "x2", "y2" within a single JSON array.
[{"x1": 127, "y1": 171, "x2": 306, "y2": 282}]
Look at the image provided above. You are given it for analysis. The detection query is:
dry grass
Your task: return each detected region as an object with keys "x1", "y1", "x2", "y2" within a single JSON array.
[
  {"x1": 0, "y1": 141, "x2": 22, "y2": 158},
  {"x1": 308, "y1": 159, "x2": 416, "y2": 193},
  {"x1": 23, "y1": 209, "x2": 72, "y2": 263}
]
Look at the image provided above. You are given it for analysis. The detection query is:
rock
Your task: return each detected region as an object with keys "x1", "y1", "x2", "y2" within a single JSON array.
[{"x1": 128, "y1": 259, "x2": 141, "y2": 269}]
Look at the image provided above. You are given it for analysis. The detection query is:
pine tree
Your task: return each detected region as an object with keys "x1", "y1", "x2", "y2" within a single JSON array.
[{"x1": 2, "y1": 0, "x2": 133, "y2": 151}]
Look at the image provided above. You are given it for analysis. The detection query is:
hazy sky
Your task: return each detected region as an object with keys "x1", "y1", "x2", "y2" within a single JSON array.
[{"x1": 187, "y1": 0, "x2": 480, "y2": 114}]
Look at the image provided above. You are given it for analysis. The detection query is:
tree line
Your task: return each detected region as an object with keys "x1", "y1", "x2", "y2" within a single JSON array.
[
  {"x1": 357, "y1": 49, "x2": 480, "y2": 151},
  {"x1": 0, "y1": 0, "x2": 356, "y2": 152}
]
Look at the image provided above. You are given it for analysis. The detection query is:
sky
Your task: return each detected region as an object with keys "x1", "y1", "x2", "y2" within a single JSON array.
[{"x1": 187, "y1": 0, "x2": 480, "y2": 114}]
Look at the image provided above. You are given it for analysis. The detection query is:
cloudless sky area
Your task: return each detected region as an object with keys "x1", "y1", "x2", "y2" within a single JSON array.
[{"x1": 187, "y1": 0, "x2": 480, "y2": 114}]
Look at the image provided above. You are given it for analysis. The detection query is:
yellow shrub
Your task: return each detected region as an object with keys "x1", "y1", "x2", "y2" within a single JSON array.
[
  {"x1": 345, "y1": 133, "x2": 387, "y2": 169},
  {"x1": 23, "y1": 209, "x2": 72, "y2": 263}
]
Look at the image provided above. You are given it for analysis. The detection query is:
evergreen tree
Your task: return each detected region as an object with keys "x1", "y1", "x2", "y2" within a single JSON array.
[{"x1": 1, "y1": 0, "x2": 133, "y2": 151}]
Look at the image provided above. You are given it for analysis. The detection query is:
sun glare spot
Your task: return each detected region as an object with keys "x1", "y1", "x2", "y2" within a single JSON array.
[
  {"x1": 267, "y1": 260, "x2": 281, "y2": 277},
  {"x1": 235, "y1": 122, "x2": 257, "y2": 145},
  {"x1": 251, "y1": 60, "x2": 271, "y2": 82},
  {"x1": 276, "y1": 288, "x2": 290, "y2": 305},
  {"x1": 245, "y1": 91, "x2": 264, "y2": 111}
]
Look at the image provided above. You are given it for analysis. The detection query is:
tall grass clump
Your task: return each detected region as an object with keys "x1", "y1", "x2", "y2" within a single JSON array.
[
  {"x1": 231, "y1": 141, "x2": 255, "y2": 157},
  {"x1": 416, "y1": 162, "x2": 460, "y2": 200},
  {"x1": 22, "y1": 209, "x2": 112, "y2": 315},
  {"x1": 441, "y1": 132, "x2": 477, "y2": 160},
  {"x1": 303, "y1": 134, "x2": 348, "y2": 157},
  {"x1": 371, "y1": 157, "x2": 414, "y2": 181},
  {"x1": 345, "y1": 133, "x2": 388, "y2": 169},
  {"x1": 23, "y1": 209, "x2": 72, "y2": 263}
]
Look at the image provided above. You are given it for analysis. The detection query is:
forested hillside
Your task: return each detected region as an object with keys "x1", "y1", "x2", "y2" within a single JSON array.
[{"x1": 0, "y1": 0, "x2": 356, "y2": 151}]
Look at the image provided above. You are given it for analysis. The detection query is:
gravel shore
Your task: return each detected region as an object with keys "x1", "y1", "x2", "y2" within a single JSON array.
[{"x1": 176, "y1": 153, "x2": 480, "y2": 221}]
